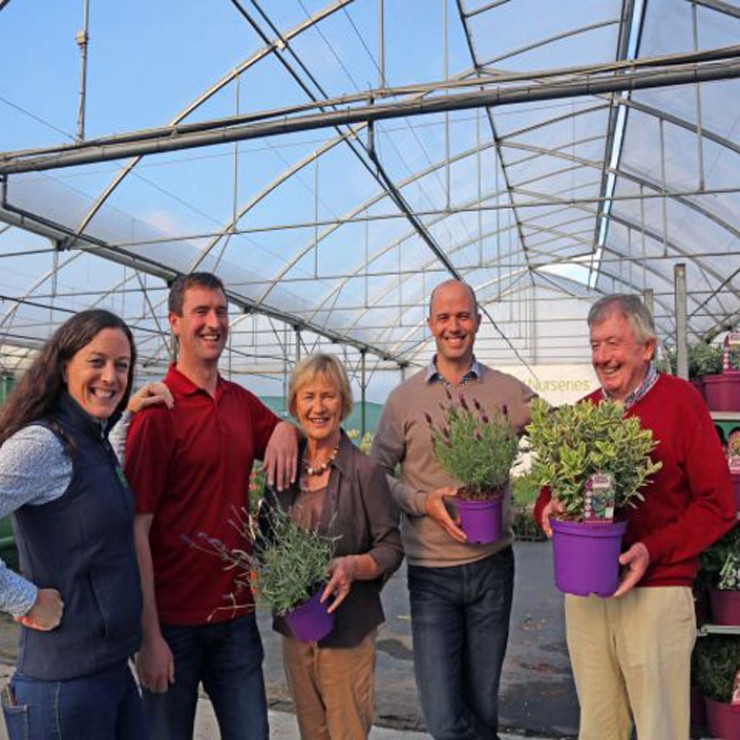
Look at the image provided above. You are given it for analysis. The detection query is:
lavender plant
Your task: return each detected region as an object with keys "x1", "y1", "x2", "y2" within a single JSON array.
[
  {"x1": 428, "y1": 391, "x2": 520, "y2": 501},
  {"x1": 188, "y1": 500, "x2": 337, "y2": 617}
]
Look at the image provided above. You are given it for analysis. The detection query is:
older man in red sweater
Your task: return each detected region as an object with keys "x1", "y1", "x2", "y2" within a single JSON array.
[{"x1": 534, "y1": 294, "x2": 736, "y2": 740}]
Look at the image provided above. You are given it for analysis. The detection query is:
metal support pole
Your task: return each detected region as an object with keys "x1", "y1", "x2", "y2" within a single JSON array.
[
  {"x1": 643, "y1": 287, "x2": 654, "y2": 319},
  {"x1": 378, "y1": 0, "x2": 385, "y2": 89},
  {"x1": 76, "y1": 0, "x2": 90, "y2": 142},
  {"x1": 674, "y1": 264, "x2": 689, "y2": 379},
  {"x1": 295, "y1": 327, "x2": 301, "y2": 364},
  {"x1": 360, "y1": 350, "x2": 367, "y2": 437}
]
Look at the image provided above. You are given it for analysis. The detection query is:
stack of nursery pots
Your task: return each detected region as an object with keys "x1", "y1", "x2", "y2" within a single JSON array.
[
  {"x1": 526, "y1": 398, "x2": 662, "y2": 597},
  {"x1": 427, "y1": 392, "x2": 520, "y2": 545},
  {"x1": 692, "y1": 524, "x2": 740, "y2": 735}
]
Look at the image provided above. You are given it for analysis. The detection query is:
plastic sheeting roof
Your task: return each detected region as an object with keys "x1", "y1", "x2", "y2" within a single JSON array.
[{"x1": 0, "y1": 0, "x2": 738, "y2": 388}]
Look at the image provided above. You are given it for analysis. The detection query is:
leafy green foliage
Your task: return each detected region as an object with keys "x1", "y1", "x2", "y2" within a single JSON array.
[
  {"x1": 187, "y1": 499, "x2": 336, "y2": 618},
  {"x1": 693, "y1": 634, "x2": 740, "y2": 703},
  {"x1": 525, "y1": 398, "x2": 662, "y2": 521},
  {"x1": 664, "y1": 341, "x2": 723, "y2": 377},
  {"x1": 698, "y1": 523, "x2": 740, "y2": 591},
  {"x1": 429, "y1": 392, "x2": 520, "y2": 500},
  {"x1": 255, "y1": 503, "x2": 337, "y2": 616},
  {"x1": 511, "y1": 472, "x2": 541, "y2": 507}
]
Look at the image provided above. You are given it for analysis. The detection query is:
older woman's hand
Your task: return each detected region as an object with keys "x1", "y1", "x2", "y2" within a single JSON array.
[{"x1": 321, "y1": 556, "x2": 358, "y2": 614}]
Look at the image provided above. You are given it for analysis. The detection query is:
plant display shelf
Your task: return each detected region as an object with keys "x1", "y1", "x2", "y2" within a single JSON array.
[
  {"x1": 711, "y1": 411, "x2": 740, "y2": 439},
  {"x1": 698, "y1": 624, "x2": 740, "y2": 637}
]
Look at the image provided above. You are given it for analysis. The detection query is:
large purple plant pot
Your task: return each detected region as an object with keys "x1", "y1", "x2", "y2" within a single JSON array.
[
  {"x1": 703, "y1": 374, "x2": 740, "y2": 412},
  {"x1": 550, "y1": 519, "x2": 627, "y2": 597},
  {"x1": 732, "y1": 473, "x2": 740, "y2": 511},
  {"x1": 457, "y1": 497, "x2": 502, "y2": 544},
  {"x1": 283, "y1": 589, "x2": 334, "y2": 642},
  {"x1": 709, "y1": 588, "x2": 740, "y2": 627},
  {"x1": 704, "y1": 696, "x2": 740, "y2": 740}
]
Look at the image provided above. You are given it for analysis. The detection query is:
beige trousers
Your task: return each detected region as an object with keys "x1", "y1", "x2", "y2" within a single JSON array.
[
  {"x1": 281, "y1": 628, "x2": 377, "y2": 740},
  {"x1": 565, "y1": 586, "x2": 696, "y2": 740}
]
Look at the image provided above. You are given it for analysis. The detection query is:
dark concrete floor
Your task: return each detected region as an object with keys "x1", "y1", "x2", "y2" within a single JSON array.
[{"x1": 260, "y1": 541, "x2": 579, "y2": 738}]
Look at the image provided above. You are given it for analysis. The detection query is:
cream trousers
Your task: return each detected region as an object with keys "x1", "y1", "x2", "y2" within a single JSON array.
[{"x1": 565, "y1": 586, "x2": 696, "y2": 740}]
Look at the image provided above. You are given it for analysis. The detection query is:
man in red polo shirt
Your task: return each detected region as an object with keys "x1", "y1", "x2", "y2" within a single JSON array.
[{"x1": 125, "y1": 272, "x2": 298, "y2": 740}]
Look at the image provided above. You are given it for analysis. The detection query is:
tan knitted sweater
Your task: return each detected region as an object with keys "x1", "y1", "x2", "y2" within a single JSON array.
[{"x1": 371, "y1": 364, "x2": 535, "y2": 567}]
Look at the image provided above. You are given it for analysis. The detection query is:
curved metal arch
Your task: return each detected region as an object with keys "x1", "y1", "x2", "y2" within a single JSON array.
[
  {"x1": 495, "y1": 137, "x2": 740, "y2": 244},
  {"x1": 72, "y1": 0, "x2": 354, "y2": 239},
  {"x1": 478, "y1": 17, "x2": 622, "y2": 70},
  {"x1": 187, "y1": 129, "x2": 356, "y2": 273},
  {"x1": 252, "y1": 137, "x2": 500, "y2": 310},
  {"x1": 516, "y1": 184, "x2": 739, "y2": 304}
]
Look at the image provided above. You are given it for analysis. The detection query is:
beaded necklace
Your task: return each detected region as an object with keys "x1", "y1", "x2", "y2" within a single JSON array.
[{"x1": 301, "y1": 445, "x2": 339, "y2": 477}]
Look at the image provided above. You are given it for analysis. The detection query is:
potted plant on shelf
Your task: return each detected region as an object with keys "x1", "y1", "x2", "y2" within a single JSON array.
[
  {"x1": 699, "y1": 522, "x2": 740, "y2": 627},
  {"x1": 664, "y1": 340, "x2": 723, "y2": 401},
  {"x1": 427, "y1": 392, "x2": 520, "y2": 544},
  {"x1": 692, "y1": 634, "x2": 740, "y2": 739},
  {"x1": 526, "y1": 398, "x2": 662, "y2": 597}
]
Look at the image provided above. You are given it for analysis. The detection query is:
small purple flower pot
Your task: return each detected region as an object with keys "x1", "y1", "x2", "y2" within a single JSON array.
[
  {"x1": 456, "y1": 497, "x2": 503, "y2": 544},
  {"x1": 704, "y1": 695, "x2": 740, "y2": 740},
  {"x1": 709, "y1": 588, "x2": 740, "y2": 627},
  {"x1": 550, "y1": 519, "x2": 627, "y2": 597},
  {"x1": 283, "y1": 589, "x2": 334, "y2": 643}
]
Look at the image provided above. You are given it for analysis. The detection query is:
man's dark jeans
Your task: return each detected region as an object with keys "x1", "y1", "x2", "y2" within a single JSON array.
[
  {"x1": 408, "y1": 546, "x2": 514, "y2": 740},
  {"x1": 142, "y1": 614, "x2": 268, "y2": 740}
]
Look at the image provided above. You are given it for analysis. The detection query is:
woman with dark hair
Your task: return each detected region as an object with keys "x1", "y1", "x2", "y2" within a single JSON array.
[{"x1": 0, "y1": 309, "x2": 149, "y2": 739}]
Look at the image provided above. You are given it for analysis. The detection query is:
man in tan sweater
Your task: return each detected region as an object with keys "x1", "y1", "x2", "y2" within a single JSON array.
[{"x1": 372, "y1": 279, "x2": 535, "y2": 740}]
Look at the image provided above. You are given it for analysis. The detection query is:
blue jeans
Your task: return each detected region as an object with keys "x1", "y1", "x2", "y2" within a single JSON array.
[
  {"x1": 2, "y1": 660, "x2": 147, "y2": 740},
  {"x1": 142, "y1": 614, "x2": 268, "y2": 740},
  {"x1": 408, "y1": 547, "x2": 514, "y2": 740}
]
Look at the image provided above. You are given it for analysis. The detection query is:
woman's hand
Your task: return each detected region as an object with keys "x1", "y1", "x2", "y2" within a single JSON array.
[
  {"x1": 16, "y1": 588, "x2": 64, "y2": 631},
  {"x1": 321, "y1": 556, "x2": 358, "y2": 614},
  {"x1": 127, "y1": 381, "x2": 174, "y2": 414}
]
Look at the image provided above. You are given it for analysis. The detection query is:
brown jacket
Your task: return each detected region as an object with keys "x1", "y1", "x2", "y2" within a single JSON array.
[{"x1": 267, "y1": 430, "x2": 403, "y2": 648}]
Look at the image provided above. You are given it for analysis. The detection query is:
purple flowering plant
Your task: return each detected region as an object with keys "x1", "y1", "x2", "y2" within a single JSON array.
[{"x1": 427, "y1": 390, "x2": 520, "y2": 501}]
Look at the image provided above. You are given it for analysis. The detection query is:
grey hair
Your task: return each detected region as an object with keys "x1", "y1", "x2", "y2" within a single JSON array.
[{"x1": 587, "y1": 294, "x2": 657, "y2": 344}]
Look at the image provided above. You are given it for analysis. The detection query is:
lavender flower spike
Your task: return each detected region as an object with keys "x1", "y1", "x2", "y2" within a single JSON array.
[
  {"x1": 459, "y1": 394, "x2": 469, "y2": 411},
  {"x1": 424, "y1": 412, "x2": 434, "y2": 427},
  {"x1": 501, "y1": 403, "x2": 509, "y2": 417}
]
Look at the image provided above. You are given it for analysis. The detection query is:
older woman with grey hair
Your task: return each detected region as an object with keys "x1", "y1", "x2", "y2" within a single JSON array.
[{"x1": 267, "y1": 353, "x2": 402, "y2": 740}]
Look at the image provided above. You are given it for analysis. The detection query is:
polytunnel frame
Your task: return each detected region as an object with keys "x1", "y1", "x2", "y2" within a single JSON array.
[{"x1": 0, "y1": 0, "x2": 738, "y2": 390}]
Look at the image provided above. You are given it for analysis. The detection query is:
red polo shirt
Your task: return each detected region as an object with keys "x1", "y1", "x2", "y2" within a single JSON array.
[{"x1": 125, "y1": 364, "x2": 279, "y2": 624}]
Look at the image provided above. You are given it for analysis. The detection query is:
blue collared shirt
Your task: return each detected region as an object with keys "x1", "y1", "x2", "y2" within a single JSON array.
[{"x1": 425, "y1": 355, "x2": 483, "y2": 386}]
